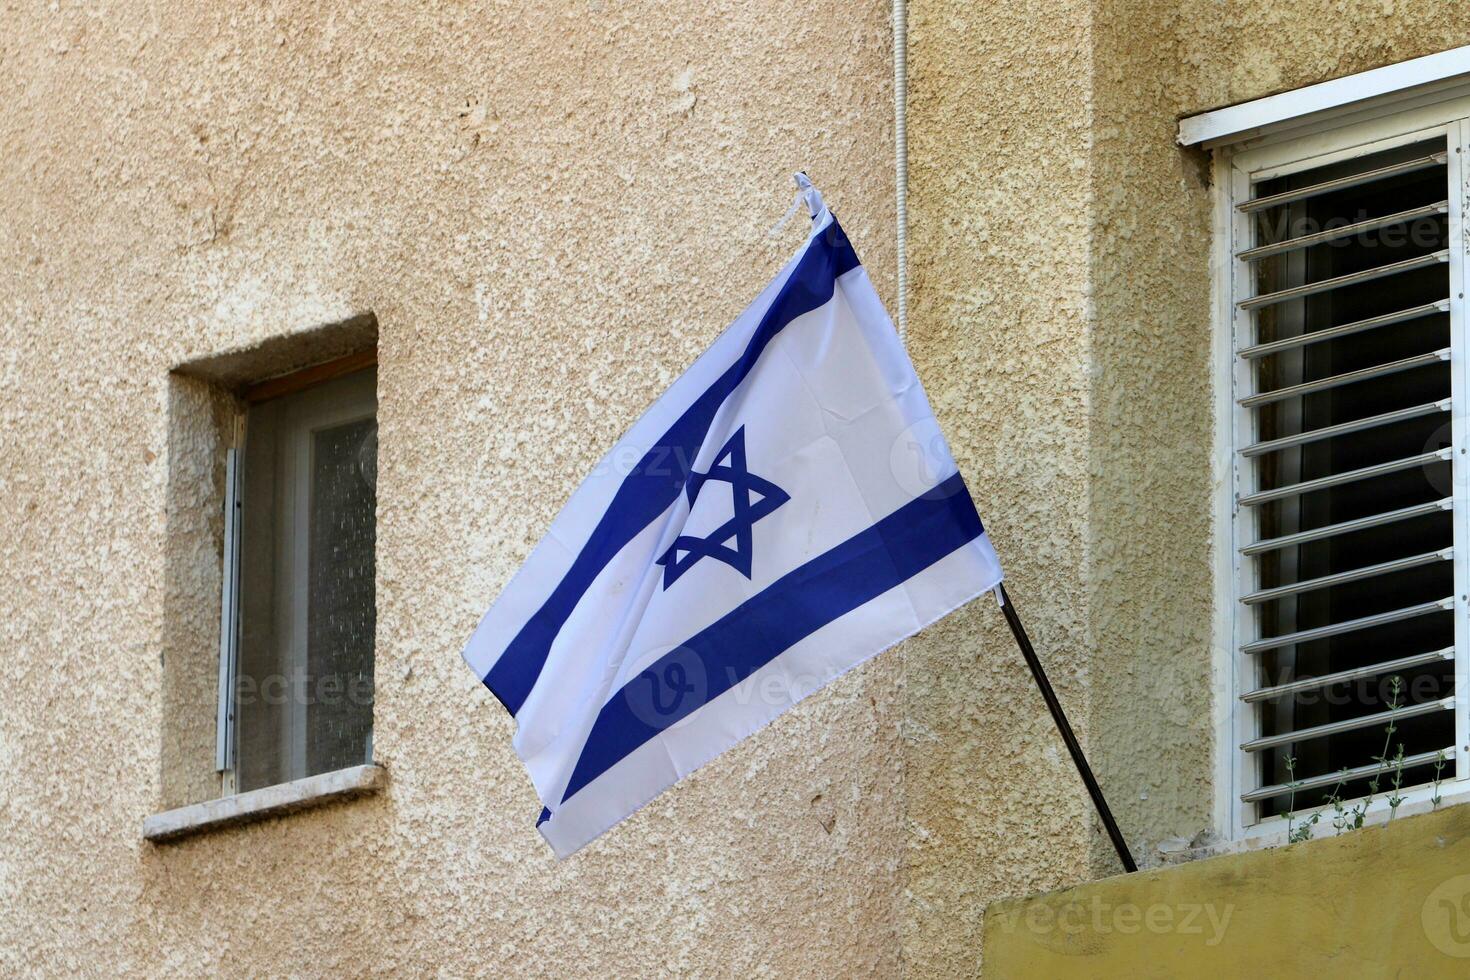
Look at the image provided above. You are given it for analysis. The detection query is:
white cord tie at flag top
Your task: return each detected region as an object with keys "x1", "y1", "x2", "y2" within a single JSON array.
[{"x1": 767, "y1": 171, "x2": 829, "y2": 239}]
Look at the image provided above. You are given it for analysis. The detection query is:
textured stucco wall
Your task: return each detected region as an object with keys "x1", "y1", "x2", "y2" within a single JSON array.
[
  {"x1": 904, "y1": 0, "x2": 1470, "y2": 975},
  {"x1": 1180, "y1": 0, "x2": 1470, "y2": 112},
  {"x1": 1086, "y1": 0, "x2": 1219, "y2": 874},
  {"x1": 1084, "y1": 0, "x2": 1470, "y2": 887},
  {"x1": 8, "y1": 0, "x2": 1470, "y2": 976},
  {"x1": 1085, "y1": 0, "x2": 1470, "y2": 865},
  {"x1": 902, "y1": 1, "x2": 1100, "y2": 977},
  {"x1": 0, "y1": 2, "x2": 905, "y2": 975}
]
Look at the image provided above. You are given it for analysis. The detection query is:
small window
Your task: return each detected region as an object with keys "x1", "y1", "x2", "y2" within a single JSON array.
[
  {"x1": 1219, "y1": 106, "x2": 1470, "y2": 835},
  {"x1": 218, "y1": 361, "x2": 378, "y2": 793}
]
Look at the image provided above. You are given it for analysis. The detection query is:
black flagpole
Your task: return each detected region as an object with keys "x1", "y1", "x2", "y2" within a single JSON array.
[{"x1": 995, "y1": 583, "x2": 1137, "y2": 873}]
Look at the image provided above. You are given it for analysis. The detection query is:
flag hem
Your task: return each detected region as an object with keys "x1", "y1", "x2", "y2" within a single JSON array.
[{"x1": 537, "y1": 552, "x2": 1003, "y2": 858}]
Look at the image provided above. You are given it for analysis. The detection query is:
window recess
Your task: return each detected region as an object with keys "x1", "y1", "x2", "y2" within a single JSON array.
[
  {"x1": 218, "y1": 362, "x2": 378, "y2": 794},
  {"x1": 1230, "y1": 130, "x2": 1466, "y2": 827}
]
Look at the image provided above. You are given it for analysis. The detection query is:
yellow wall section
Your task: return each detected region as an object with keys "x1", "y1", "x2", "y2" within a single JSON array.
[{"x1": 985, "y1": 804, "x2": 1470, "y2": 976}]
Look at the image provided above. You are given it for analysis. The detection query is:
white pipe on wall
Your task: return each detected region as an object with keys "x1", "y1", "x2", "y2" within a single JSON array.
[{"x1": 892, "y1": 0, "x2": 909, "y2": 346}]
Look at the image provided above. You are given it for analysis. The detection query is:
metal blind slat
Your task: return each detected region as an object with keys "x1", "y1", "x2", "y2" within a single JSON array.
[
  {"x1": 1239, "y1": 450, "x2": 1451, "y2": 507},
  {"x1": 1241, "y1": 647, "x2": 1454, "y2": 703},
  {"x1": 1238, "y1": 152, "x2": 1446, "y2": 213},
  {"x1": 1236, "y1": 201, "x2": 1449, "y2": 261},
  {"x1": 1239, "y1": 249, "x2": 1448, "y2": 311},
  {"x1": 1241, "y1": 500, "x2": 1451, "y2": 557},
  {"x1": 1241, "y1": 548, "x2": 1453, "y2": 604},
  {"x1": 1237, "y1": 301, "x2": 1449, "y2": 359},
  {"x1": 1239, "y1": 348, "x2": 1449, "y2": 409},
  {"x1": 1241, "y1": 597, "x2": 1453, "y2": 654},
  {"x1": 1241, "y1": 747, "x2": 1454, "y2": 803},
  {"x1": 1240, "y1": 399, "x2": 1451, "y2": 457},
  {"x1": 1241, "y1": 697, "x2": 1453, "y2": 752}
]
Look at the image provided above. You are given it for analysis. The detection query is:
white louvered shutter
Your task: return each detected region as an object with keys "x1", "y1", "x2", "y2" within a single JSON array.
[{"x1": 1230, "y1": 132, "x2": 1467, "y2": 824}]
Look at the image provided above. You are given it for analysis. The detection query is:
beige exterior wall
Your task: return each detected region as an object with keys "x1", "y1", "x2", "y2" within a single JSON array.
[
  {"x1": 904, "y1": 0, "x2": 1470, "y2": 975},
  {"x1": 6, "y1": 0, "x2": 1470, "y2": 976},
  {"x1": 902, "y1": 2, "x2": 1103, "y2": 975},
  {"x1": 0, "y1": 2, "x2": 904, "y2": 975}
]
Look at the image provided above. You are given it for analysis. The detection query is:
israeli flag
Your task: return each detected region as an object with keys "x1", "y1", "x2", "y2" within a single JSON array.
[{"x1": 463, "y1": 178, "x2": 1004, "y2": 857}]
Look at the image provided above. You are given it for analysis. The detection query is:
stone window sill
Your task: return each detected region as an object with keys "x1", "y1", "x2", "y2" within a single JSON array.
[{"x1": 143, "y1": 763, "x2": 387, "y2": 843}]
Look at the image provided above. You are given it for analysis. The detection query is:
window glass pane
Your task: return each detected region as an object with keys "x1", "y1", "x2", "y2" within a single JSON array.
[
  {"x1": 237, "y1": 396, "x2": 286, "y2": 792},
  {"x1": 234, "y1": 366, "x2": 376, "y2": 791},
  {"x1": 306, "y1": 416, "x2": 376, "y2": 775}
]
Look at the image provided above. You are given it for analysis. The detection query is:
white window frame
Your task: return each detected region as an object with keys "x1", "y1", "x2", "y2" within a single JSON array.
[
  {"x1": 215, "y1": 364, "x2": 378, "y2": 797},
  {"x1": 1209, "y1": 92, "x2": 1470, "y2": 844},
  {"x1": 216, "y1": 432, "x2": 244, "y2": 792}
]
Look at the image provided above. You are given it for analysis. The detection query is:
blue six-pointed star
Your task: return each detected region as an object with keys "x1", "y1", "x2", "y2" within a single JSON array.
[{"x1": 657, "y1": 426, "x2": 790, "y2": 590}]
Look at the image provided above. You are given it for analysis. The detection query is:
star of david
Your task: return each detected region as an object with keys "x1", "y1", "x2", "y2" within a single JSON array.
[{"x1": 657, "y1": 426, "x2": 790, "y2": 590}]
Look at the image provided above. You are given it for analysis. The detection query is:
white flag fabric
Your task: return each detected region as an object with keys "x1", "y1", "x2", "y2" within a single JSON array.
[{"x1": 462, "y1": 180, "x2": 1004, "y2": 857}]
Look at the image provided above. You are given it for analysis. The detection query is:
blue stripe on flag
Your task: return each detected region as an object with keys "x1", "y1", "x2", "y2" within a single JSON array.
[
  {"x1": 556, "y1": 472, "x2": 982, "y2": 805},
  {"x1": 484, "y1": 220, "x2": 862, "y2": 716}
]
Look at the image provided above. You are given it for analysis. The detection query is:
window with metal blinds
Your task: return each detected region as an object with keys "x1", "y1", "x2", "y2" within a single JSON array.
[{"x1": 1231, "y1": 134, "x2": 1460, "y2": 823}]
